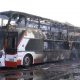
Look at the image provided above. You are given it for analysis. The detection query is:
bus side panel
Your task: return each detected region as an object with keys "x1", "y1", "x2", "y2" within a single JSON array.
[
  {"x1": 5, "y1": 54, "x2": 17, "y2": 67},
  {"x1": 0, "y1": 55, "x2": 5, "y2": 67},
  {"x1": 44, "y1": 50, "x2": 71, "y2": 62},
  {"x1": 17, "y1": 51, "x2": 46, "y2": 65}
]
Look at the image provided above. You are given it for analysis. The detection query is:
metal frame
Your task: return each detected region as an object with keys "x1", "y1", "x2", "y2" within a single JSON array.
[{"x1": 0, "y1": 11, "x2": 80, "y2": 50}]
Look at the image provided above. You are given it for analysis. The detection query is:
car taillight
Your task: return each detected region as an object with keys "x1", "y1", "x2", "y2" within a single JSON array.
[{"x1": 0, "y1": 52, "x2": 3, "y2": 58}]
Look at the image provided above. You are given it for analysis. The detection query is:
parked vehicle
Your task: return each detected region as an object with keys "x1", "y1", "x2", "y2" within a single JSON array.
[{"x1": 0, "y1": 11, "x2": 80, "y2": 67}]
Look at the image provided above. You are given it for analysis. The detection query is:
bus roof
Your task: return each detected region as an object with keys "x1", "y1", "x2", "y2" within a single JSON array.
[
  {"x1": 0, "y1": 11, "x2": 80, "y2": 30},
  {"x1": 0, "y1": 11, "x2": 53, "y2": 21}
]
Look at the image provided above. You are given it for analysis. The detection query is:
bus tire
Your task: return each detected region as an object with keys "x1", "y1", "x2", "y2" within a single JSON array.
[{"x1": 23, "y1": 54, "x2": 33, "y2": 66}]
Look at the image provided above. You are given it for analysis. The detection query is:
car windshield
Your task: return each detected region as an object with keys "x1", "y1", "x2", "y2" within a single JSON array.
[{"x1": 0, "y1": 15, "x2": 9, "y2": 27}]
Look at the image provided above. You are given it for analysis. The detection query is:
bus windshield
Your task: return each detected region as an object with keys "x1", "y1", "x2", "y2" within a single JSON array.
[
  {"x1": 0, "y1": 14, "x2": 26, "y2": 27},
  {"x1": 0, "y1": 15, "x2": 9, "y2": 27}
]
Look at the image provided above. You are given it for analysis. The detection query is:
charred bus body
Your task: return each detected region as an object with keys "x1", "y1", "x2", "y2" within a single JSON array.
[{"x1": 0, "y1": 11, "x2": 80, "y2": 67}]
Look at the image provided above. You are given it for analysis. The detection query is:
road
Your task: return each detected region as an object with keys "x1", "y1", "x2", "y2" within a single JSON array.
[{"x1": 0, "y1": 60, "x2": 80, "y2": 80}]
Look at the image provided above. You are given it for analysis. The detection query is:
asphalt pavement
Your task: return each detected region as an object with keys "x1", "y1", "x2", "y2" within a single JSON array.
[{"x1": 0, "y1": 60, "x2": 80, "y2": 80}]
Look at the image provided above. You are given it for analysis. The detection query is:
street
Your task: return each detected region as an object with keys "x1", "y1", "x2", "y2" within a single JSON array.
[{"x1": 0, "y1": 60, "x2": 80, "y2": 80}]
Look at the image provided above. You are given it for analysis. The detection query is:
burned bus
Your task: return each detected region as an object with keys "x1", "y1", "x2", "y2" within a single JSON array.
[{"x1": 0, "y1": 11, "x2": 80, "y2": 67}]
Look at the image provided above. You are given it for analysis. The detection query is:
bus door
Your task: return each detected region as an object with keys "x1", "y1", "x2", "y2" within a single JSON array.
[{"x1": 4, "y1": 32, "x2": 18, "y2": 67}]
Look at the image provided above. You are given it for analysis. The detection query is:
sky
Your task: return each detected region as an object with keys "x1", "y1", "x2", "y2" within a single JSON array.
[{"x1": 0, "y1": 0, "x2": 80, "y2": 27}]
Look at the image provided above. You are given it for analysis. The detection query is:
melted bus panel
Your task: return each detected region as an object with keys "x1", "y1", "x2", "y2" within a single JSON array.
[{"x1": 0, "y1": 11, "x2": 80, "y2": 67}]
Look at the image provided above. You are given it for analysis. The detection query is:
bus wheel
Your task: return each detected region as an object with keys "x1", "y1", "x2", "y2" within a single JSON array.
[{"x1": 23, "y1": 54, "x2": 33, "y2": 66}]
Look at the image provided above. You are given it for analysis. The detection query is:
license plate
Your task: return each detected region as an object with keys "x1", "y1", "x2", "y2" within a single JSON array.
[{"x1": 9, "y1": 59, "x2": 14, "y2": 61}]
